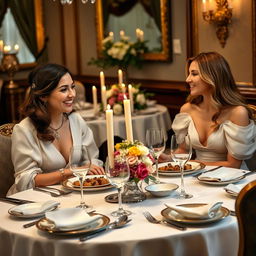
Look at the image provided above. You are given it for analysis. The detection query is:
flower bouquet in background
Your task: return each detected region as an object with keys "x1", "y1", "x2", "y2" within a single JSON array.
[
  {"x1": 88, "y1": 30, "x2": 148, "y2": 70},
  {"x1": 106, "y1": 83, "x2": 153, "y2": 115},
  {"x1": 114, "y1": 140, "x2": 155, "y2": 184}
]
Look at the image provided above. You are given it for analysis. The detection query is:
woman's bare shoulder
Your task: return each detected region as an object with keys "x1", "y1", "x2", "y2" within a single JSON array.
[
  {"x1": 180, "y1": 102, "x2": 195, "y2": 113},
  {"x1": 228, "y1": 106, "x2": 250, "y2": 126}
]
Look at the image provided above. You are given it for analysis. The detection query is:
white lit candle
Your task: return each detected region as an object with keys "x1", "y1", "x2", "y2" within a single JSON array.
[
  {"x1": 229, "y1": 0, "x2": 233, "y2": 8},
  {"x1": 123, "y1": 97, "x2": 133, "y2": 142},
  {"x1": 139, "y1": 30, "x2": 144, "y2": 41},
  {"x1": 92, "y1": 85, "x2": 98, "y2": 115},
  {"x1": 120, "y1": 30, "x2": 125, "y2": 39},
  {"x1": 0, "y1": 40, "x2": 3, "y2": 53},
  {"x1": 109, "y1": 31, "x2": 114, "y2": 41},
  {"x1": 128, "y1": 84, "x2": 134, "y2": 113},
  {"x1": 202, "y1": 0, "x2": 206, "y2": 12},
  {"x1": 121, "y1": 83, "x2": 126, "y2": 93},
  {"x1": 106, "y1": 104, "x2": 114, "y2": 168},
  {"x1": 100, "y1": 71, "x2": 105, "y2": 89},
  {"x1": 118, "y1": 69, "x2": 123, "y2": 86},
  {"x1": 136, "y1": 28, "x2": 141, "y2": 39},
  {"x1": 102, "y1": 85, "x2": 107, "y2": 111}
]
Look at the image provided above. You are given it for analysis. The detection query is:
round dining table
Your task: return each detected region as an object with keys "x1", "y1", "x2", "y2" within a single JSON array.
[
  {"x1": 77, "y1": 104, "x2": 172, "y2": 147},
  {"x1": 1, "y1": 166, "x2": 255, "y2": 256}
]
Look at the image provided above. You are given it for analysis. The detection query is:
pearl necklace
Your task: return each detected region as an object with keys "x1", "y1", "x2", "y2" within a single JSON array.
[{"x1": 49, "y1": 115, "x2": 65, "y2": 140}]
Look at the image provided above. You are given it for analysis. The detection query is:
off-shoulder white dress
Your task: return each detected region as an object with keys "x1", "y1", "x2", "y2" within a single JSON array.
[
  {"x1": 172, "y1": 113, "x2": 256, "y2": 169},
  {"x1": 8, "y1": 112, "x2": 102, "y2": 195}
]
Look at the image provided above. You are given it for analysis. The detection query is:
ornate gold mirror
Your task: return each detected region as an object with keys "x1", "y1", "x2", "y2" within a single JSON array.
[{"x1": 95, "y1": 0, "x2": 172, "y2": 61}]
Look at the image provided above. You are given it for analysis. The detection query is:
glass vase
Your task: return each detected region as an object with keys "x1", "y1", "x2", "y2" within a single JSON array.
[{"x1": 122, "y1": 180, "x2": 146, "y2": 203}]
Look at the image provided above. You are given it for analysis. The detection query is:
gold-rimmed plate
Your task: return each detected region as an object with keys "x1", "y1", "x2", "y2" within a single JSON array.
[
  {"x1": 62, "y1": 176, "x2": 114, "y2": 192},
  {"x1": 161, "y1": 203, "x2": 230, "y2": 225},
  {"x1": 197, "y1": 175, "x2": 245, "y2": 186},
  {"x1": 36, "y1": 213, "x2": 110, "y2": 235},
  {"x1": 8, "y1": 203, "x2": 58, "y2": 219},
  {"x1": 158, "y1": 162, "x2": 206, "y2": 177}
]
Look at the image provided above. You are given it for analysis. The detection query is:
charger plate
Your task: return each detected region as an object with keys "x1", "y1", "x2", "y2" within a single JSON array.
[
  {"x1": 158, "y1": 162, "x2": 205, "y2": 177},
  {"x1": 161, "y1": 203, "x2": 230, "y2": 225},
  {"x1": 36, "y1": 213, "x2": 110, "y2": 235}
]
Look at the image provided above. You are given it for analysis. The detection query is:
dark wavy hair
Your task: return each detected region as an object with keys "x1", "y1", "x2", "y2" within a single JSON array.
[
  {"x1": 186, "y1": 52, "x2": 253, "y2": 122},
  {"x1": 20, "y1": 63, "x2": 72, "y2": 141}
]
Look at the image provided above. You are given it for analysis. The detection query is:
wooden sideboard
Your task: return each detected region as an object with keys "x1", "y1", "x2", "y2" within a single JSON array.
[{"x1": 1, "y1": 76, "x2": 256, "y2": 124}]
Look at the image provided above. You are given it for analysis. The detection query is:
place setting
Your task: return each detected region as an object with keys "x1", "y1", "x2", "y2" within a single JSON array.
[{"x1": 196, "y1": 166, "x2": 250, "y2": 185}]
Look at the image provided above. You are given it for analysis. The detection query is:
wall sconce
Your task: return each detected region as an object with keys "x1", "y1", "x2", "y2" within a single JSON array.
[
  {"x1": 1, "y1": 44, "x2": 20, "y2": 89},
  {"x1": 202, "y1": 0, "x2": 233, "y2": 48}
]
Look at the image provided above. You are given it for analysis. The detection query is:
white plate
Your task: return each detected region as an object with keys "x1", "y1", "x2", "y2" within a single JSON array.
[
  {"x1": 62, "y1": 176, "x2": 114, "y2": 191},
  {"x1": 197, "y1": 175, "x2": 245, "y2": 186},
  {"x1": 71, "y1": 175, "x2": 110, "y2": 188},
  {"x1": 157, "y1": 161, "x2": 205, "y2": 177},
  {"x1": 8, "y1": 203, "x2": 58, "y2": 218},
  {"x1": 161, "y1": 203, "x2": 230, "y2": 225},
  {"x1": 36, "y1": 213, "x2": 110, "y2": 235}
]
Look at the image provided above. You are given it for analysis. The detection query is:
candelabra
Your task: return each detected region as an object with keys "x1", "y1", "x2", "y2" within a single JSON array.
[
  {"x1": 202, "y1": 0, "x2": 233, "y2": 48},
  {"x1": 1, "y1": 52, "x2": 19, "y2": 89}
]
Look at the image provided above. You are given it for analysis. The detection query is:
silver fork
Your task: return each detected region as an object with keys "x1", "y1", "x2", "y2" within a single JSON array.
[
  {"x1": 143, "y1": 211, "x2": 187, "y2": 231},
  {"x1": 34, "y1": 187, "x2": 62, "y2": 197}
]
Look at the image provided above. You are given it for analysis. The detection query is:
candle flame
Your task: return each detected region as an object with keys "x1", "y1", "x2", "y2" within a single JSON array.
[
  {"x1": 123, "y1": 94, "x2": 127, "y2": 100},
  {"x1": 107, "y1": 104, "x2": 111, "y2": 110}
]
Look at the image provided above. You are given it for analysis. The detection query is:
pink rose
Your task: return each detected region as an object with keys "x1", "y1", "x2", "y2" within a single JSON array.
[
  {"x1": 108, "y1": 97, "x2": 116, "y2": 106},
  {"x1": 117, "y1": 93, "x2": 127, "y2": 102},
  {"x1": 114, "y1": 151, "x2": 120, "y2": 156},
  {"x1": 136, "y1": 163, "x2": 149, "y2": 180}
]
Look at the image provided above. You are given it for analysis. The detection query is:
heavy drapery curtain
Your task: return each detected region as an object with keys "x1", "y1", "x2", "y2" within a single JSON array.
[
  {"x1": 104, "y1": 0, "x2": 161, "y2": 31},
  {"x1": 0, "y1": 0, "x2": 44, "y2": 60}
]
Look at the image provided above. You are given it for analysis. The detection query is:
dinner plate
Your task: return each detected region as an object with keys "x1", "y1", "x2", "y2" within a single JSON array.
[
  {"x1": 136, "y1": 107, "x2": 158, "y2": 115},
  {"x1": 62, "y1": 176, "x2": 114, "y2": 191},
  {"x1": 36, "y1": 213, "x2": 110, "y2": 235},
  {"x1": 71, "y1": 175, "x2": 110, "y2": 188},
  {"x1": 157, "y1": 161, "x2": 205, "y2": 177},
  {"x1": 161, "y1": 203, "x2": 230, "y2": 225},
  {"x1": 197, "y1": 175, "x2": 245, "y2": 186},
  {"x1": 8, "y1": 203, "x2": 58, "y2": 219}
]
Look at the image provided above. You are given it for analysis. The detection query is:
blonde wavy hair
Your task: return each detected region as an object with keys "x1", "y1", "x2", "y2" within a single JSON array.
[{"x1": 186, "y1": 52, "x2": 253, "y2": 121}]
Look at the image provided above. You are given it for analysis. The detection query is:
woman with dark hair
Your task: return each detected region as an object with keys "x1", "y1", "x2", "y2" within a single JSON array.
[
  {"x1": 162, "y1": 52, "x2": 256, "y2": 169},
  {"x1": 8, "y1": 63, "x2": 104, "y2": 195}
]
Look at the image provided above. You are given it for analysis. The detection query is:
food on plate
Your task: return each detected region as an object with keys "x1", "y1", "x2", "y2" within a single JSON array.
[
  {"x1": 159, "y1": 163, "x2": 192, "y2": 172},
  {"x1": 73, "y1": 176, "x2": 109, "y2": 187}
]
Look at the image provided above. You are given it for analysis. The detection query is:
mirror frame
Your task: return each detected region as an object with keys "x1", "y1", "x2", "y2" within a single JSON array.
[
  {"x1": 95, "y1": 0, "x2": 172, "y2": 62},
  {"x1": 18, "y1": 0, "x2": 45, "y2": 69}
]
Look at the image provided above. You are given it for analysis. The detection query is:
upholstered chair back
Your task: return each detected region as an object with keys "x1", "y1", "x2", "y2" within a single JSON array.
[
  {"x1": 74, "y1": 80, "x2": 86, "y2": 102},
  {"x1": 0, "y1": 123, "x2": 15, "y2": 197},
  {"x1": 235, "y1": 180, "x2": 256, "y2": 256}
]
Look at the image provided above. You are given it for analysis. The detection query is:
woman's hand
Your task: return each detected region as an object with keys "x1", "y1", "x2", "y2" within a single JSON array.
[
  {"x1": 158, "y1": 153, "x2": 172, "y2": 163},
  {"x1": 88, "y1": 164, "x2": 105, "y2": 175}
]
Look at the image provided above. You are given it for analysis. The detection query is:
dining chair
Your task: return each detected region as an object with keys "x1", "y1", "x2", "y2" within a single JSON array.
[
  {"x1": 74, "y1": 80, "x2": 86, "y2": 103},
  {"x1": 235, "y1": 180, "x2": 256, "y2": 256},
  {"x1": 98, "y1": 136, "x2": 124, "y2": 163},
  {"x1": 0, "y1": 123, "x2": 15, "y2": 197}
]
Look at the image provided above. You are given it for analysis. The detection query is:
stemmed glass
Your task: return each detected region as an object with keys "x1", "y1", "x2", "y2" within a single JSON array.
[
  {"x1": 146, "y1": 128, "x2": 166, "y2": 183},
  {"x1": 105, "y1": 157, "x2": 131, "y2": 217},
  {"x1": 69, "y1": 145, "x2": 92, "y2": 211},
  {"x1": 170, "y1": 134, "x2": 193, "y2": 199}
]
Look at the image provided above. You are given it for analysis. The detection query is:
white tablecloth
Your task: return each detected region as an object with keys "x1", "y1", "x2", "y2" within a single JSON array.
[
  {"x1": 78, "y1": 104, "x2": 172, "y2": 147},
  {"x1": 1, "y1": 167, "x2": 255, "y2": 256}
]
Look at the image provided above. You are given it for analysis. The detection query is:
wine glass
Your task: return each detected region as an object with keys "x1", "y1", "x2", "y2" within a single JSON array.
[
  {"x1": 146, "y1": 128, "x2": 166, "y2": 183},
  {"x1": 105, "y1": 157, "x2": 131, "y2": 217},
  {"x1": 69, "y1": 145, "x2": 92, "y2": 211},
  {"x1": 170, "y1": 134, "x2": 193, "y2": 199}
]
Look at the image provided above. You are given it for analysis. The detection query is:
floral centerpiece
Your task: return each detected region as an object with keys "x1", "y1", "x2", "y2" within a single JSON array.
[
  {"x1": 114, "y1": 140, "x2": 155, "y2": 184},
  {"x1": 88, "y1": 32, "x2": 148, "y2": 70},
  {"x1": 106, "y1": 83, "x2": 152, "y2": 115}
]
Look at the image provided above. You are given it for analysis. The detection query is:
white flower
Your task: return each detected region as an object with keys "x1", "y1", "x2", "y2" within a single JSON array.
[
  {"x1": 136, "y1": 93, "x2": 146, "y2": 105},
  {"x1": 137, "y1": 145, "x2": 149, "y2": 156},
  {"x1": 113, "y1": 104, "x2": 123, "y2": 115},
  {"x1": 130, "y1": 48, "x2": 136, "y2": 56},
  {"x1": 132, "y1": 87, "x2": 139, "y2": 94},
  {"x1": 102, "y1": 36, "x2": 113, "y2": 45},
  {"x1": 142, "y1": 156, "x2": 153, "y2": 167}
]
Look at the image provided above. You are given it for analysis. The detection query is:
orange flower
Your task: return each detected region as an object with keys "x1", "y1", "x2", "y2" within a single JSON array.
[{"x1": 128, "y1": 146, "x2": 141, "y2": 157}]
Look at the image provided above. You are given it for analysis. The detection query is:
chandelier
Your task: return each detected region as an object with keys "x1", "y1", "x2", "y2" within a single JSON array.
[{"x1": 53, "y1": 0, "x2": 96, "y2": 4}]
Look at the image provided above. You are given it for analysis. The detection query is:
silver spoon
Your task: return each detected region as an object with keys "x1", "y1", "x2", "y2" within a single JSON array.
[{"x1": 79, "y1": 215, "x2": 131, "y2": 242}]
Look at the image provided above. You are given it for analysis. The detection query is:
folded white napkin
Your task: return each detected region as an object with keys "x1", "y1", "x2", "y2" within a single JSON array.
[
  {"x1": 165, "y1": 202, "x2": 223, "y2": 219},
  {"x1": 198, "y1": 167, "x2": 246, "y2": 182},
  {"x1": 10, "y1": 200, "x2": 60, "y2": 215},
  {"x1": 44, "y1": 208, "x2": 101, "y2": 231},
  {"x1": 224, "y1": 184, "x2": 245, "y2": 195}
]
